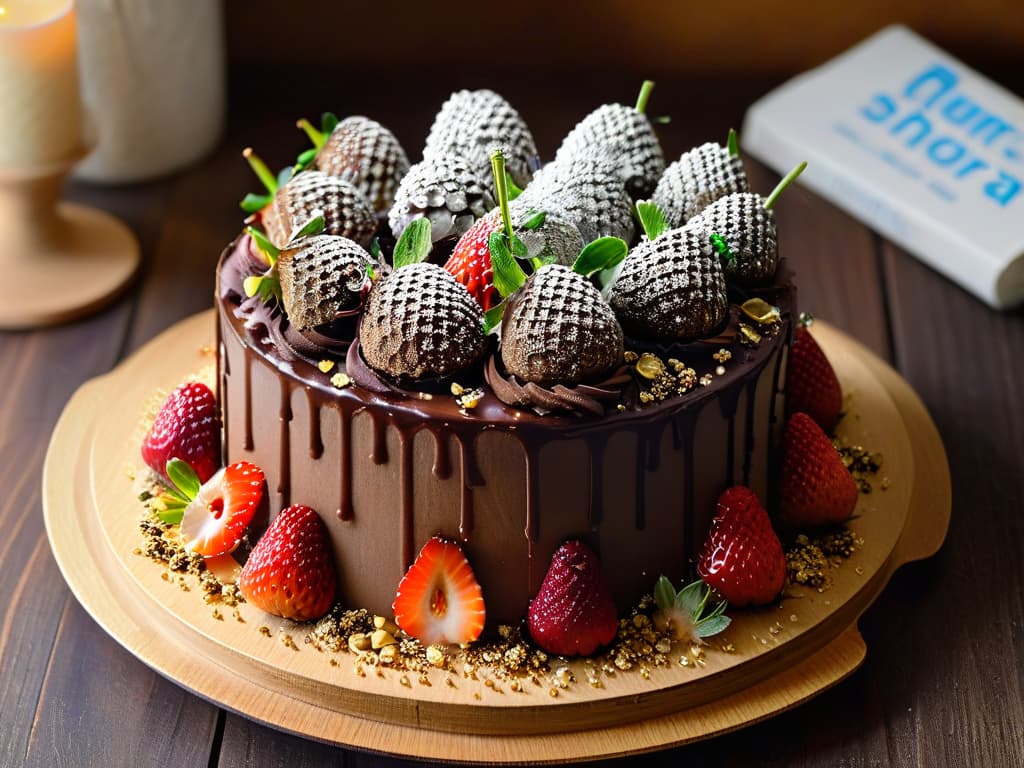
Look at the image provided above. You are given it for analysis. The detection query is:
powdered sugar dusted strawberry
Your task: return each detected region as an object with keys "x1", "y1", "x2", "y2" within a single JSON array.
[
  {"x1": 696, "y1": 486, "x2": 785, "y2": 607},
  {"x1": 786, "y1": 316, "x2": 842, "y2": 433},
  {"x1": 653, "y1": 133, "x2": 749, "y2": 228},
  {"x1": 780, "y1": 412, "x2": 858, "y2": 528},
  {"x1": 238, "y1": 504, "x2": 336, "y2": 622},
  {"x1": 527, "y1": 540, "x2": 617, "y2": 657},
  {"x1": 141, "y1": 382, "x2": 220, "y2": 485},
  {"x1": 262, "y1": 170, "x2": 376, "y2": 249},
  {"x1": 179, "y1": 461, "x2": 265, "y2": 557},
  {"x1": 392, "y1": 536, "x2": 485, "y2": 645}
]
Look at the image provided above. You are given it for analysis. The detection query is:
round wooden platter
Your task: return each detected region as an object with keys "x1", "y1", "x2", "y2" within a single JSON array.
[{"x1": 43, "y1": 311, "x2": 950, "y2": 764}]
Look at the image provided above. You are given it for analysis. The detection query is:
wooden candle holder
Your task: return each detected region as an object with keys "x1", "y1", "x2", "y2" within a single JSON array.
[{"x1": 0, "y1": 157, "x2": 139, "y2": 329}]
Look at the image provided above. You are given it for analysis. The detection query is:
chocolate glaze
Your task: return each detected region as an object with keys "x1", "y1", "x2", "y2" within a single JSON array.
[{"x1": 216, "y1": 237, "x2": 794, "y2": 626}]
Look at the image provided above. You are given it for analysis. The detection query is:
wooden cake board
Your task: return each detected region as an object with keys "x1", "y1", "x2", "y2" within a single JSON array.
[{"x1": 43, "y1": 311, "x2": 951, "y2": 764}]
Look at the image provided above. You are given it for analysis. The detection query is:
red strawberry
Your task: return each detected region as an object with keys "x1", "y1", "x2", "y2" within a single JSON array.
[
  {"x1": 393, "y1": 536, "x2": 485, "y2": 645},
  {"x1": 238, "y1": 504, "x2": 336, "y2": 622},
  {"x1": 787, "y1": 320, "x2": 842, "y2": 433},
  {"x1": 141, "y1": 381, "x2": 220, "y2": 484},
  {"x1": 443, "y1": 212, "x2": 502, "y2": 311},
  {"x1": 697, "y1": 486, "x2": 785, "y2": 607},
  {"x1": 180, "y1": 461, "x2": 265, "y2": 557},
  {"x1": 780, "y1": 412, "x2": 859, "y2": 528},
  {"x1": 527, "y1": 540, "x2": 617, "y2": 657}
]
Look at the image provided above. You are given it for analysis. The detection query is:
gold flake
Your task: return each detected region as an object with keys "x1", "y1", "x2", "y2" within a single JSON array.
[
  {"x1": 712, "y1": 348, "x2": 732, "y2": 363},
  {"x1": 450, "y1": 382, "x2": 465, "y2": 396},
  {"x1": 699, "y1": 373, "x2": 713, "y2": 387},
  {"x1": 636, "y1": 352, "x2": 666, "y2": 380},
  {"x1": 740, "y1": 298, "x2": 781, "y2": 325},
  {"x1": 318, "y1": 359, "x2": 336, "y2": 373},
  {"x1": 330, "y1": 372, "x2": 351, "y2": 389},
  {"x1": 624, "y1": 350, "x2": 639, "y2": 363},
  {"x1": 616, "y1": 404, "x2": 626, "y2": 412},
  {"x1": 738, "y1": 324, "x2": 762, "y2": 346}
]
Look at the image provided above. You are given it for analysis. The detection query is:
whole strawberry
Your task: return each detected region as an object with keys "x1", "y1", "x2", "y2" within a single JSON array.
[
  {"x1": 554, "y1": 80, "x2": 665, "y2": 199},
  {"x1": 359, "y1": 262, "x2": 487, "y2": 381},
  {"x1": 607, "y1": 222, "x2": 728, "y2": 341},
  {"x1": 262, "y1": 169, "x2": 376, "y2": 249},
  {"x1": 238, "y1": 504, "x2": 336, "y2": 622},
  {"x1": 443, "y1": 211, "x2": 503, "y2": 311},
  {"x1": 780, "y1": 412, "x2": 858, "y2": 528},
  {"x1": 277, "y1": 235, "x2": 372, "y2": 331},
  {"x1": 501, "y1": 265, "x2": 624, "y2": 386},
  {"x1": 527, "y1": 540, "x2": 617, "y2": 657},
  {"x1": 786, "y1": 316, "x2": 842, "y2": 433},
  {"x1": 653, "y1": 132, "x2": 749, "y2": 228},
  {"x1": 696, "y1": 486, "x2": 785, "y2": 607},
  {"x1": 141, "y1": 381, "x2": 220, "y2": 484}
]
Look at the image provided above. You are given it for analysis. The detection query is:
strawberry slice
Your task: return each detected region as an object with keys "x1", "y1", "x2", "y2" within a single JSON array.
[
  {"x1": 392, "y1": 536, "x2": 486, "y2": 645},
  {"x1": 180, "y1": 461, "x2": 264, "y2": 557},
  {"x1": 527, "y1": 540, "x2": 617, "y2": 657},
  {"x1": 443, "y1": 212, "x2": 502, "y2": 311},
  {"x1": 780, "y1": 412, "x2": 858, "y2": 528},
  {"x1": 238, "y1": 504, "x2": 336, "y2": 622},
  {"x1": 141, "y1": 381, "x2": 221, "y2": 484},
  {"x1": 786, "y1": 318, "x2": 842, "y2": 433}
]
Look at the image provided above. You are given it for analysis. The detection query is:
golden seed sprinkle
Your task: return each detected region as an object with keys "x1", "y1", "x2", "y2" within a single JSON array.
[
  {"x1": 715, "y1": 365, "x2": 726, "y2": 376},
  {"x1": 450, "y1": 382, "x2": 465, "y2": 396},
  {"x1": 699, "y1": 373, "x2": 713, "y2": 387},
  {"x1": 317, "y1": 360, "x2": 335, "y2": 373},
  {"x1": 624, "y1": 351, "x2": 639, "y2": 363},
  {"x1": 330, "y1": 372, "x2": 351, "y2": 389},
  {"x1": 636, "y1": 352, "x2": 666, "y2": 380},
  {"x1": 740, "y1": 298, "x2": 782, "y2": 325}
]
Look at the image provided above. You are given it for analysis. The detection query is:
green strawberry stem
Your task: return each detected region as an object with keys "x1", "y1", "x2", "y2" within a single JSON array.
[
  {"x1": 727, "y1": 128, "x2": 740, "y2": 157},
  {"x1": 491, "y1": 149, "x2": 515, "y2": 242},
  {"x1": 634, "y1": 80, "x2": 655, "y2": 114},
  {"x1": 763, "y1": 161, "x2": 807, "y2": 210},
  {"x1": 297, "y1": 118, "x2": 327, "y2": 150},
  {"x1": 243, "y1": 147, "x2": 279, "y2": 195},
  {"x1": 709, "y1": 232, "x2": 736, "y2": 266}
]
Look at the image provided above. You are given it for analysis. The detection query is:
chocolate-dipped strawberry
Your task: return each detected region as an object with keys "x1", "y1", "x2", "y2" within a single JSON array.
[
  {"x1": 689, "y1": 162, "x2": 805, "y2": 285},
  {"x1": 553, "y1": 80, "x2": 665, "y2": 200},
  {"x1": 359, "y1": 219, "x2": 487, "y2": 381},
  {"x1": 423, "y1": 89, "x2": 538, "y2": 189},
  {"x1": 653, "y1": 130, "x2": 750, "y2": 228},
  {"x1": 445, "y1": 150, "x2": 583, "y2": 312},
  {"x1": 388, "y1": 155, "x2": 496, "y2": 246},
  {"x1": 255, "y1": 160, "x2": 376, "y2": 249},
  {"x1": 295, "y1": 113, "x2": 410, "y2": 213},
  {"x1": 497, "y1": 238, "x2": 628, "y2": 387},
  {"x1": 277, "y1": 235, "x2": 372, "y2": 331},
  {"x1": 607, "y1": 221, "x2": 728, "y2": 341},
  {"x1": 515, "y1": 146, "x2": 635, "y2": 244}
]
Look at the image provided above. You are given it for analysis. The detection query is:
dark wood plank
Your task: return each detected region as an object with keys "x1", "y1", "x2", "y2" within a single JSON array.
[{"x1": 216, "y1": 714, "x2": 346, "y2": 768}]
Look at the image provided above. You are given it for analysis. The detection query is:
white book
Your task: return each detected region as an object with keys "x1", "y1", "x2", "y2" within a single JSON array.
[{"x1": 741, "y1": 25, "x2": 1024, "y2": 309}]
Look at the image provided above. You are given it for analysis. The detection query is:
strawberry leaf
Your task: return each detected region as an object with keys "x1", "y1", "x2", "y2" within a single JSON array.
[
  {"x1": 156, "y1": 500, "x2": 186, "y2": 525},
  {"x1": 483, "y1": 301, "x2": 505, "y2": 334},
  {"x1": 368, "y1": 237, "x2": 382, "y2": 259},
  {"x1": 727, "y1": 128, "x2": 740, "y2": 157},
  {"x1": 521, "y1": 210, "x2": 546, "y2": 230},
  {"x1": 321, "y1": 111, "x2": 339, "y2": 137},
  {"x1": 242, "y1": 275, "x2": 263, "y2": 298},
  {"x1": 694, "y1": 614, "x2": 731, "y2": 638},
  {"x1": 246, "y1": 226, "x2": 280, "y2": 265},
  {"x1": 675, "y1": 580, "x2": 705, "y2": 616},
  {"x1": 288, "y1": 212, "x2": 326, "y2": 244},
  {"x1": 510, "y1": 235, "x2": 528, "y2": 258},
  {"x1": 654, "y1": 575, "x2": 676, "y2": 612},
  {"x1": 240, "y1": 193, "x2": 271, "y2": 214},
  {"x1": 572, "y1": 237, "x2": 628, "y2": 277},
  {"x1": 489, "y1": 232, "x2": 527, "y2": 297},
  {"x1": 392, "y1": 218, "x2": 433, "y2": 269},
  {"x1": 505, "y1": 171, "x2": 523, "y2": 201},
  {"x1": 294, "y1": 147, "x2": 318, "y2": 171},
  {"x1": 166, "y1": 458, "x2": 201, "y2": 501},
  {"x1": 276, "y1": 166, "x2": 295, "y2": 189},
  {"x1": 636, "y1": 200, "x2": 668, "y2": 241}
]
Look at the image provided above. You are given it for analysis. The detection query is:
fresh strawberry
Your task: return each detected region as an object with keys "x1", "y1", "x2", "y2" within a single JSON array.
[
  {"x1": 443, "y1": 211, "x2": 502, "y2": 311},
  {"x1": 179, "y1": 461, "x2": 265, "y2": 557},
  {"x1": 696, "y1": 486, "x2": 785, "y2": 607},
  {"x1": 141, "y1": 382, "x2": 220, "y2": 484},
  {"x1": 393, "y1": 536, "x2": 486, "y2": 645},
  {"x1": 780, "y1": 412, "x2": 859, "y2": 528},
  {"x1": 527, "y1": 540, "x2": 617, "y2": 657},
  {"x1": 238, "y1": 504, "x2": 336, "y2": 622},
  {"x1": 787, "y1": 317, "x2": 842, "y2": 433}
]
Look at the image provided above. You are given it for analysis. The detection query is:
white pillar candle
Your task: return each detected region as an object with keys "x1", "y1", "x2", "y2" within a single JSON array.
[{"x1": 0, "y1": 0, "x2": 83, "y2": 172}]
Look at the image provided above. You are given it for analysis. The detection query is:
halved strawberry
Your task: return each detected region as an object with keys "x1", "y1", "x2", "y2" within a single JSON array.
[
  {"x1": 443, "y1": 212, "x2": 502, "y2": 311},
  {"x1": 392, "y1": 536, "x2": 486, "y2": 645},
  {"x1": 180, "y1": 461, "x2": 265, "y2": 557},
  {"x1": 238, "y1": 504, "x2": 336, "y2": 622},
  {"x1": 141, "y1": 381, "x2": 220, "y2": 484}
]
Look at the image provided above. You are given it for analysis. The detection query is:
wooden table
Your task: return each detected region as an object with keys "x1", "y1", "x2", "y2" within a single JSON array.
[{"x1": 3, "y1": 70, "x2": 1022, "y2": 767}]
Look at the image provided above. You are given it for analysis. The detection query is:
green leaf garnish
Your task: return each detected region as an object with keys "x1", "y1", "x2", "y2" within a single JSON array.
[
  {"x1": 654, "y1": 575, "x2": 676, "y2": 612},
  {"x1": 489, "y1": 231, "x2": 527, "y2": 297},
  {"x1": 505, "y1": 171, "x2": 523, "y2": 201},
  {"x1": 156, "y1": 499, "x2": 186, "y2": 525},
  {"x1": 763, "y1": 161, "x2": 807, "y2": 210},
  {"x1": 288, "y1": 212, "x2": 326, "y2": 244},
  {"x1": 246, "y1": 226, "x2": 280, "y2": 266},
  {"x1": 276, "y1": 166, "x2": 295, "y2": 189},
  {"x1": 635, "y1": 79, "x2": 655, "y2": 114},
  {"x1": 709, "y1": 232, "x2": 736, "y2": 266},
  {"x1": 521, "y1": 210, "x2": 546, "y2": 230},
  {"x1": 572, "y1": 237, "x2": 628, "y2": 277},
  {"x1": 483, "y1": 301, "x2": 506, "y2": 334},
  {"x1": 510, "y1": 236, "x2": 528, "y2": 258},
  {"x1": 727, "y1": 128, "x2": 740, "y2": 158},
  {"x1": 655, "y1": 115, "x2": 672, "y2": 125},
  {"x1": 243, "y1": 274, "x2": 282, "y2": 303},
  {"x1": 652, "y1": 577, "x2": 732, "y2": 641},
  {"x1": 240, "y1": 192, "x2": 271, "y2": 214},
  {"x1": 166, "y1": 458, "x2": 201, "y2": 502},
  {"x1": 368, "y1": 237, "x2": 382, "y2": 259},
  {"x1": 296, "y1": 147, "x2": 318, "y2": 166},
  {"x1": 392, "y1": 218, "x2": 433, "y2": 269},
  {"x1": 694, "y1": 615, "x2": 731, "y2": 637},
  {"x1": 635, "y1": 200, "x2": 669, "y2": 241},
  {"x1": 321, "y1": 112, "x2": 339, "y2": 137}
]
